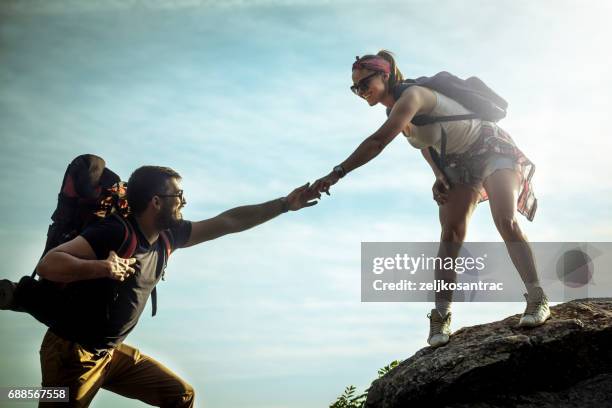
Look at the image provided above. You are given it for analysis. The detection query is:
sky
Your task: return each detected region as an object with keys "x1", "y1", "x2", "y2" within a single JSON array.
[{"x1": 1, "y1": 0, "x2": 611, "y2": 407}]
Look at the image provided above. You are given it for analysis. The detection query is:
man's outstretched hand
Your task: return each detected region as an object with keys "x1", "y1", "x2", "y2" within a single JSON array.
[{"x1": 286, "y1": 182, "x2": 321, "y2": 210}]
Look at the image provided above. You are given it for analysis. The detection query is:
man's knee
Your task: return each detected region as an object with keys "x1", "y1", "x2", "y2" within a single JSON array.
[
  {"x1": 183, "y1": 382, "x2": 195, "y2": 401},
  {"x1": 168, "y1": 381, "x2": 195, "y2": 408}
]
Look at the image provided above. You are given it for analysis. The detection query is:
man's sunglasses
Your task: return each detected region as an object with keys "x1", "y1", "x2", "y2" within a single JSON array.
[
  {"x1": 157, "y1": 190, "x2": 185, "y2": 202},
  {"x1": 350, "y1": 72, "x2": 380, "y2": 96}
]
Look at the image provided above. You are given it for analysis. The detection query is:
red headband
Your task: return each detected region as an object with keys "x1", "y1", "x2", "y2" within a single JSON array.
[{"x1": 352, "y1": 56, "x2": 391, "y2": 73}]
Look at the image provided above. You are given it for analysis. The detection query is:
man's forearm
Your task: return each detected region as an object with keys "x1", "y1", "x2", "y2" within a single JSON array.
[
  {"x1": 220, "y1": 198, "x2": 287, "y2": 234},
  {"x1": 37, "y1": 251, "x2": 106, "y2": 283}
]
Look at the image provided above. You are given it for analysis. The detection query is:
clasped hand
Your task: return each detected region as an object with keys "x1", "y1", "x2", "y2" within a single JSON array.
[
  {"x1": 285, "y1": 171, "x2": 341, "y2": 211},
  {"x1": 285, "y1": 182, "x2": 322, "y2": 210},
  {"x1": 310, "y1": 172, "x2": 340, "y2": 196}
]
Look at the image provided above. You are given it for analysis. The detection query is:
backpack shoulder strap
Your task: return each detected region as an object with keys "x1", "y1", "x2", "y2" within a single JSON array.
[
  {"x1": 386, "y1": 80, "x2": 416, "y2": 117},
  {"x1": 392, "y1": 79, "x2": 416, "y2": 101},
  {"x1": 158, "y1": 231, "x2": 171, "y2": 282},
  {"x1": 426, "y1": 126, "x2": 448, "y2": 177},
  {"x1": 159, "y1": 231, "x2": 172, "y2": 260},
  {"x1": 412, "y1": 113, "x2": 481, "y2": 126},
  {"x1": 113, "y1": 214, "x2": 138, "y2": 259},
  {"x1": 150, "y1": 231, "x2": 172, "y2": 318},
  {"x1": 151, "y1": 287, "x2": 158, "y2": 317}
]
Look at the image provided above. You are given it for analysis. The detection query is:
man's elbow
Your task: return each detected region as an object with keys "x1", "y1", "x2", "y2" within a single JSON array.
[
  {"x1": 35, "y1": 257, "x2": 52, "y2": 279},
  {"x1": 36, "y1": 252, "x2": 62, "y2": 281}
]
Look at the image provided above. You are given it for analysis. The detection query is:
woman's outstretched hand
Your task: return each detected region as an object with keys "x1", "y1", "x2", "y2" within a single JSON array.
[
  {"x1": 432, "y1": 172, "x2": 451, "y2": 205},
  {"x1": 311, "y1": 172, "x2": 341, "y2": 196}
]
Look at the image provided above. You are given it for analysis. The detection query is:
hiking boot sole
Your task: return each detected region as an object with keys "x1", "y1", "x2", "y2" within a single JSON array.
[
  {"x1": 518, "y1": 310, "x2": 551, "y2": 328},
  {"x1": 428, "y1": 333, "x2": 450, "y2": 348}
]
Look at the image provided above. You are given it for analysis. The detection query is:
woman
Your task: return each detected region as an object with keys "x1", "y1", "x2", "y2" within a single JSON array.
[{"x1": 312, "y1": 50, "x2": 549, "y2": 348}]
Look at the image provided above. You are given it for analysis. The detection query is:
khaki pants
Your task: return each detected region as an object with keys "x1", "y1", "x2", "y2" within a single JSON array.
[{"x1": 39, "y1": 330, "x2": 195, "y2": 408}]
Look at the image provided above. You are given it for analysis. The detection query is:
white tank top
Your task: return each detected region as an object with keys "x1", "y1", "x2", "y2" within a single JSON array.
[{"x1": 402, "y1": 90, "x2": 482, "y2": 154}]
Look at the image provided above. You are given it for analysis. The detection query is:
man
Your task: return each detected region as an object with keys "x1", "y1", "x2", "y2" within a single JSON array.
[{"x1": 36, "y1": 165, "x2": 319, "y2": 407}]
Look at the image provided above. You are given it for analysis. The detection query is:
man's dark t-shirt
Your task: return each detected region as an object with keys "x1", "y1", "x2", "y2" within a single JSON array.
[{"x1": 49, "y1": 215, "x2": 191, "y2": 352}]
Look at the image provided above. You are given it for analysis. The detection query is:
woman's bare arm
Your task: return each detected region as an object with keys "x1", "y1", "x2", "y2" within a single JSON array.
[{"x1": 340, "y1": 87, "x2": 428, "y2": 174}]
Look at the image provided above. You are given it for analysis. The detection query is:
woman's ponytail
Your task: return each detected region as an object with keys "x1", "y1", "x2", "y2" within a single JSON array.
[{"x1": 376, "y1": 50, "x2": 404, "y2": 90}]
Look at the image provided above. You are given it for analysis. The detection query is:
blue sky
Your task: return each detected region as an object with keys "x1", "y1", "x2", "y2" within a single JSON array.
[{"x1": 1, "y1": 1, "x2": 611, "y2": 407}]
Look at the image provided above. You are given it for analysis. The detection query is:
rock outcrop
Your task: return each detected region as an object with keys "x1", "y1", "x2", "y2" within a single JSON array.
[{"x1": 365, "y1": 298, "x2": 612, "y2": 408}]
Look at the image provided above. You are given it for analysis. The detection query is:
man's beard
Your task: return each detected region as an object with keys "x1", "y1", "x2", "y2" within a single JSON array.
[{"x1": 156, "y1": 204, "x2": 182, "y2": 230}]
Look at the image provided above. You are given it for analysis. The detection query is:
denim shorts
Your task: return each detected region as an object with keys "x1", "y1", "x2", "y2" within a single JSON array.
[
  {"x1": 441, "y1": 122, "x2": 538, "y2": 221},
  {"x1": 443, "y1": 152, "x2": 520, "y2": 188}
]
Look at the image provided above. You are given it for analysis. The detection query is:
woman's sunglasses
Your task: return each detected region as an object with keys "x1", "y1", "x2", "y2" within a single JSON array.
[{"x1": 350, "y1": 72, "x2": 381, "y2": 96}]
